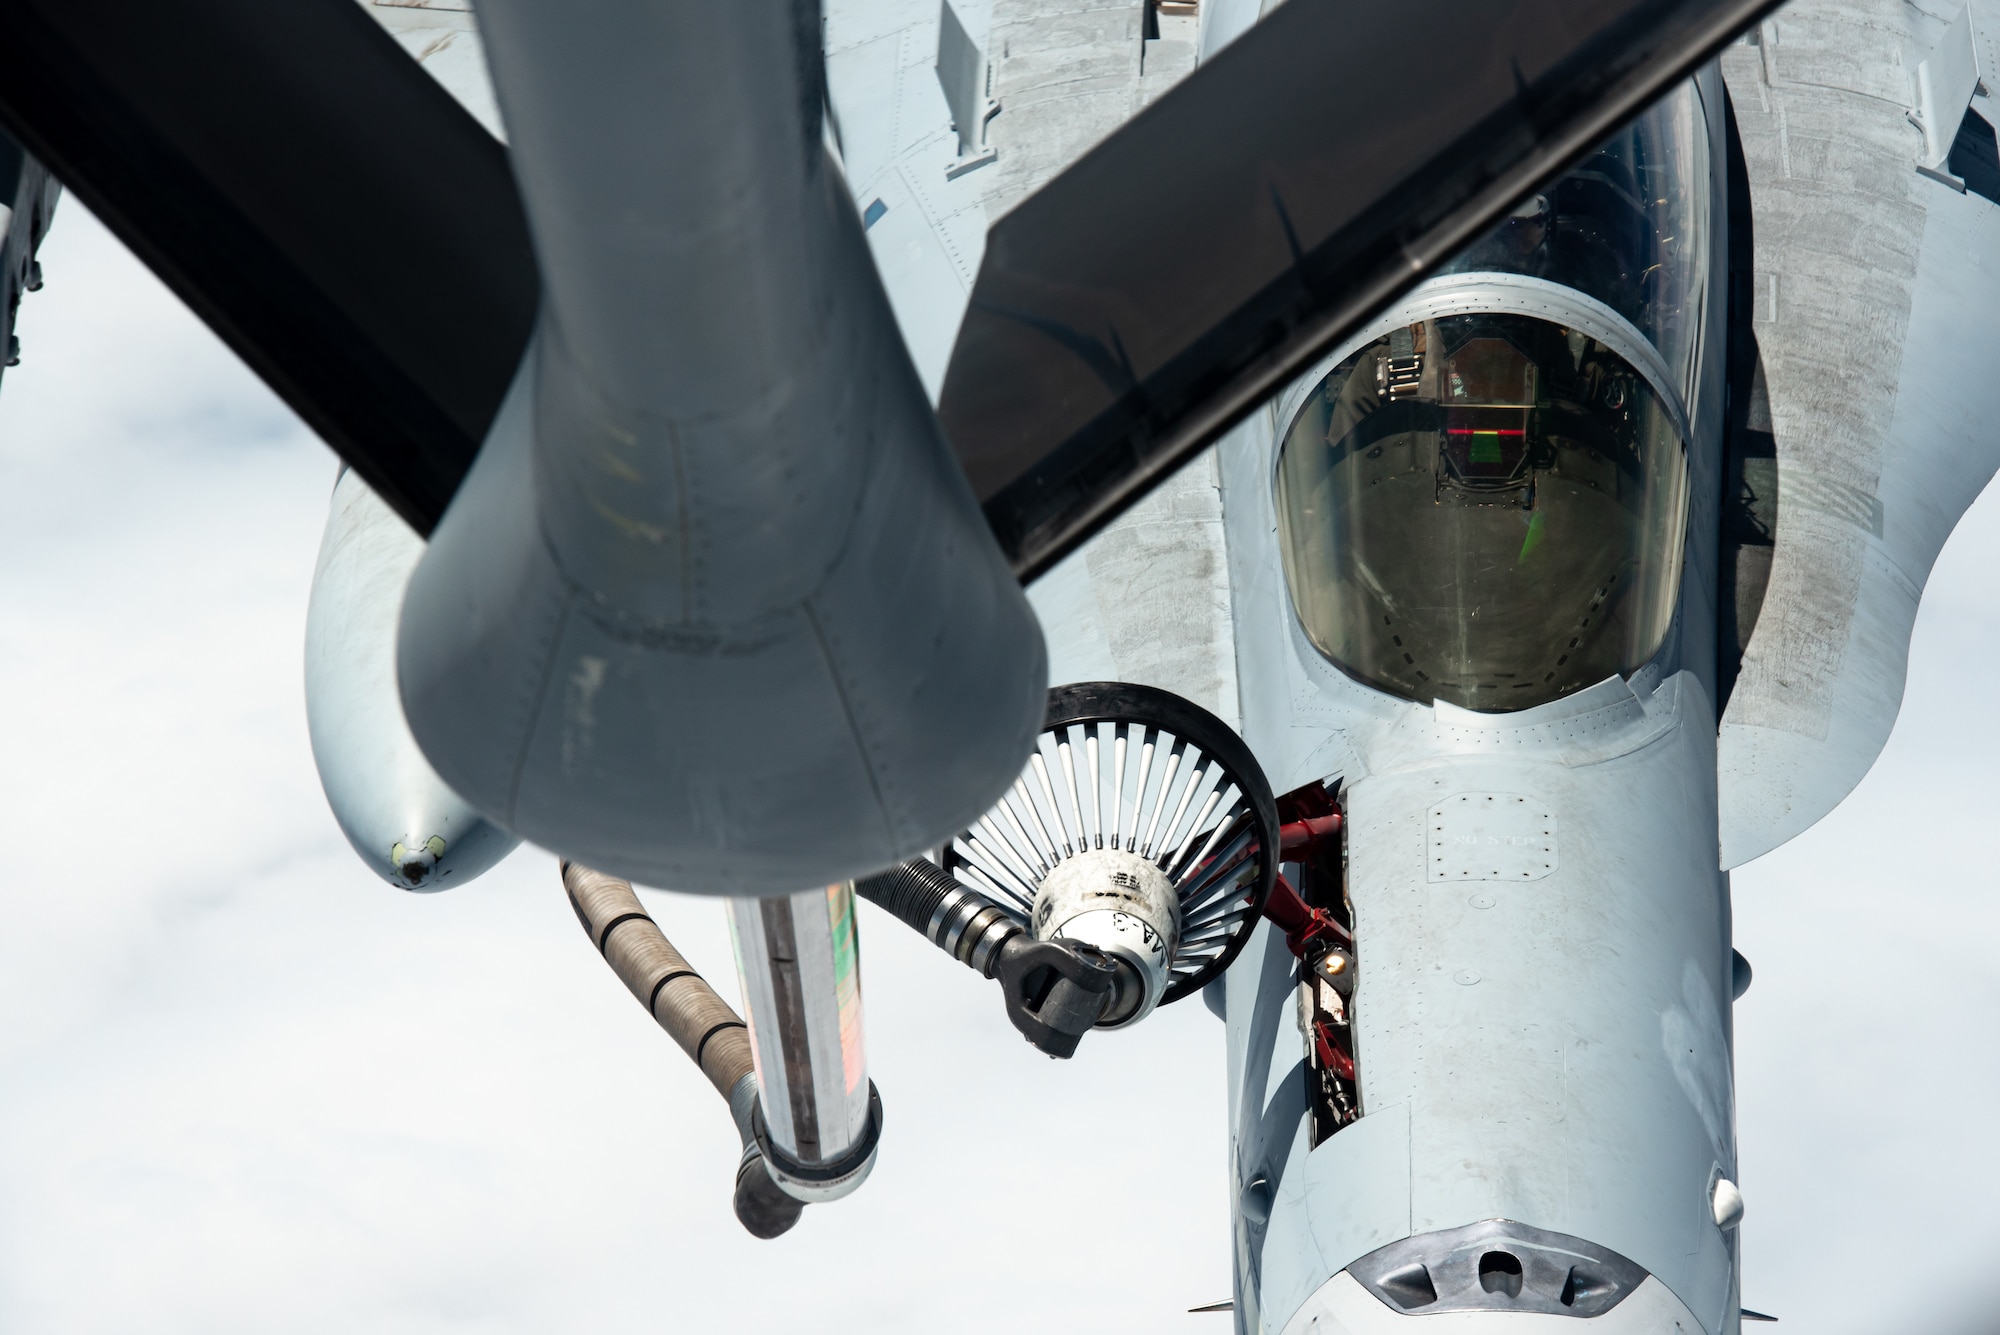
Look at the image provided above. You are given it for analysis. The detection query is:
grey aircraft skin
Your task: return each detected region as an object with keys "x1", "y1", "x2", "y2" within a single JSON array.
[
  {"x1": 1047, "y1": 2, "x2": 2000, "y2": 1331},
  {"x1": 0, "y1": 130, "x2": 57, "y2": 405},
  {"x1": 11, "y1": 0, "x2": 1998, "y2": 1331}
]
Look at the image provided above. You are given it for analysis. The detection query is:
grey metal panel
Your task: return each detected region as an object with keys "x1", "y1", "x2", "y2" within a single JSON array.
[
  {"x1": 1027, "y1": 449, "x2": 1242, "y2": 732},
  {"x1": 1220, "y1": 671, "x2": 1739, "y2": 1335},
  {"x1": 399, "y1": 0, "x2": 1045, "y2": 895},
  {"x1": 978, "y1": 0, "x2": 1148, "y2": 222},
  {"x1": 1258, "y1": 1105, "x2": 1412, "y2": 1330},
  {"x1": 971, "y1": 0, "x2": 1232, "y2": 717},
  {"x1": 1716, "y1": 0, "x2": 2000, "y2": 867},
  {"x1": 825, "y1": 0, "x2": 994, "y2": 400},
  {"x1": 1225, "y1": 921, "x2": 1313, "y2": 1335},
  {"x1": 1222, "y1": 660, "x2": 1740, "y2": 1334},
  {"x1": 1341, "y1": 737, "x2": 1735, "y2": 1335}
]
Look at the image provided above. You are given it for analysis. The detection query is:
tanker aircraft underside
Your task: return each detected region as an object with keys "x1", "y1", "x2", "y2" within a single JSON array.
[{"x1": 2, "y1": 0, "x2": 1998, "y2": 1330}]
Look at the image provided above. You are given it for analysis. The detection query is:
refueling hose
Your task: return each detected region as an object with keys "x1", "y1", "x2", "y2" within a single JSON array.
[
  {"x1": 855, "y1": 856, "x2": 1021, "y2": 976},
  {"x1": 560, "y1": 861, "x2": 803, "y2": 1239}
]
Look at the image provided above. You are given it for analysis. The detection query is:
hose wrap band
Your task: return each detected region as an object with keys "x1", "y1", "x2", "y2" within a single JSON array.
[{"x1": 561, "y1": 860, "x2": 754, "y2": 1097}]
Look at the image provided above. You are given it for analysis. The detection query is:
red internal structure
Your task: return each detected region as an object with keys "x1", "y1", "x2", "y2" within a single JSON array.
[{"x1": 1263, "y1": 781, "x2": 1358, "y2": 1143}]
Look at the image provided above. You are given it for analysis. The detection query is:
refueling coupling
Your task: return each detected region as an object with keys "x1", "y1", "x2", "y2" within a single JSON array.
[
  {"x1": 855, "y1": 682, "x2": 1284, "y2": 1058},
  {"x1": 559, "y1": 862, "x2": 803, "y2": 1238},
  {"x1": 856, "y1": 857, "x2": 1122, "y2": 1058},
  {"x1": 726, "y1": 886, "x2": 885, "y2": 1204}
]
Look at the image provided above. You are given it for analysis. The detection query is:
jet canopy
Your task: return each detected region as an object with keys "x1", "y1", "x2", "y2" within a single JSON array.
[
  {"x1": 1439, "y1": 80, "x2": 1712, "y2": 404},
  {"x1": 1275, "y1": 312, "x2": 1690, "y2": 712},
  {"x1": 1273, "y1": 80, "x2": 1710, "y2": 715}
]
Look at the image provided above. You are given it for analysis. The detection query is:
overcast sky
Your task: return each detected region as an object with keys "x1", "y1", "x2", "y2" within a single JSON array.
[{"x1": 0, "y1": 203, "x2": 1994, "y2": 1334}]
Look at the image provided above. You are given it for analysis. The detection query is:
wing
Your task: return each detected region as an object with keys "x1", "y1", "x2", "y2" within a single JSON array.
[
  {"x1": 1715, "y1": 4, "x2": 2000, "y2": 867},
  {"x1": 0, "y1": 0, "x2": 537, "y2": 537}
]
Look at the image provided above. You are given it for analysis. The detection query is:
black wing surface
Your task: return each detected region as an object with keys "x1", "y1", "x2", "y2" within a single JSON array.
[{"x1": 0, "y1": 0, "x2": 537, "y2": 535}]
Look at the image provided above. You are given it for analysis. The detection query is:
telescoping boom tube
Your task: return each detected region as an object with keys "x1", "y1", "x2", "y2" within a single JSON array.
[{"x1": 726, "y1": 885, "x2": 884, "y2": 1203}]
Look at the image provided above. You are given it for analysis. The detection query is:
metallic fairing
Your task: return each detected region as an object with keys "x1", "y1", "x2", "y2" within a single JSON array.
[
  {"x1": 396, "y1": 0, "x2": 1046, "y2": 895},
  {"x1": 305, "y1": 470, "x2": 519, "y2": 891}
]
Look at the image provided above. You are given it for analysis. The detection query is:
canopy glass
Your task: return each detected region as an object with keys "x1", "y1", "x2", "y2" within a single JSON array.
[{"x1": 1275, "y1": 312, "x2": 1689, "y2": 712}]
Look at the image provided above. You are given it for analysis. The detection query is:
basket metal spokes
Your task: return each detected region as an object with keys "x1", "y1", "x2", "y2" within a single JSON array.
[{"x1": 945, "y1": 686, "x2": 1275, "y2": 1005}]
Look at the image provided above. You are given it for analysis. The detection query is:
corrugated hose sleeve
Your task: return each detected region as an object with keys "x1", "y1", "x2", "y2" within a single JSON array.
[
  {"x1": 561, "y1": 861, "x2": 755, "y2": 1098},
  {"x1": 855, "y1": 857, "x2": 958, "y2": 933},
  {"x1": 856, "y1": 857, "x2": 1021, "y2": 977}
]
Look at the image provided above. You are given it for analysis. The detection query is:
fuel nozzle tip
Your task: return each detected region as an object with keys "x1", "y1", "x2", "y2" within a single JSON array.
[{"x1": 733, "y1": 1150, "x2": 806, "y2": 1239}]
